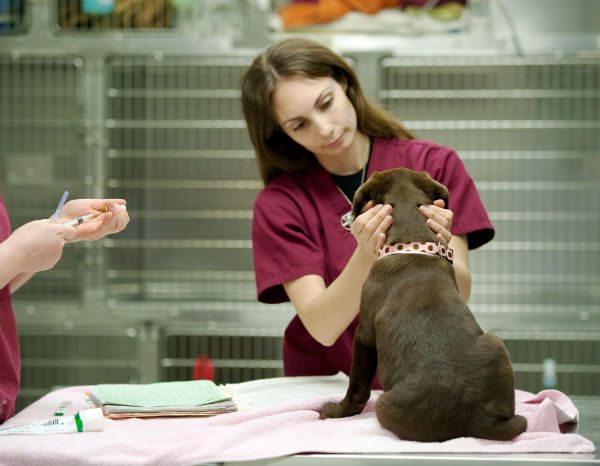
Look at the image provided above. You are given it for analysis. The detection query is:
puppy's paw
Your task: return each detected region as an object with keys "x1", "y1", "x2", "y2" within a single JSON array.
[{"x1": 319, "y1": 401, "x2": 346, "y2": 419}]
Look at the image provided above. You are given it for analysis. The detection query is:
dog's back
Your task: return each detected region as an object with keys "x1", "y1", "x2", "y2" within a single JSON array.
[{"x1": 365, "y1": 254, "x2": 527, "y2": 441}]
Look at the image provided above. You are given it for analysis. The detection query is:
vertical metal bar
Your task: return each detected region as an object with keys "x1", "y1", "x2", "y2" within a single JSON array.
[
  {"x1": 81, "y1": 54, "x2": 107, "y2": 302},
  {"x1": 138, "y1": 322, "x2": 160, "y2": 383}
]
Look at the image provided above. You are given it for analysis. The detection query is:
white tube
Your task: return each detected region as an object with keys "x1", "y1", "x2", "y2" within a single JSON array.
[{"x1": 0, "y1": 408, "x2": 104, "y2": 435}]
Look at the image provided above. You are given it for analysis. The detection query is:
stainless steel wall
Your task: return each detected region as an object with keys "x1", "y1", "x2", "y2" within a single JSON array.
[{"x1": 1, "y1": 1, "x2": 598, "y2": 413}]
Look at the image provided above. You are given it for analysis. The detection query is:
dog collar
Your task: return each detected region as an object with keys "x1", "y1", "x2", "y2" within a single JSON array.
[{"x1": 378, "y1": 241, "x2": 454, "y2": 264}]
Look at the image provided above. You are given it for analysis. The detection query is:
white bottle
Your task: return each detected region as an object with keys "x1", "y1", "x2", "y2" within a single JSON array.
[{"x1": 542, "y1": 358, "x2": 557, "y2": 388}]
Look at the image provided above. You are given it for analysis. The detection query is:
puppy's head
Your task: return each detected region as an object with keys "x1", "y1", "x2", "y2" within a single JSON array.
[{"x1": 352, "y1": 168, "x2": 449, "y2": 241}]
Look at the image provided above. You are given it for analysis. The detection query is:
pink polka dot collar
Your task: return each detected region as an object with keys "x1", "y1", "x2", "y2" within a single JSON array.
[{"x1": 378, "y1": 241, "x2": 454, "y2": 264}]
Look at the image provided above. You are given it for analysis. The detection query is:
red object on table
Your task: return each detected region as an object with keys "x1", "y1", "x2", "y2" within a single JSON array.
[{"x1": 193, "y1": 355, "x2": 215, "y2": 380}]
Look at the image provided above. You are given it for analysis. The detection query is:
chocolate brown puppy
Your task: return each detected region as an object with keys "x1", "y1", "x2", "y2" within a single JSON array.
[{"x1": 319, "y1": 168, "x2": 527, "y2": 442}]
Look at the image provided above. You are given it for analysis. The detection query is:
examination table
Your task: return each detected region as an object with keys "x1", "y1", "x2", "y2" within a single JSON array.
[{"x1": 0, "y1": 374, "x2": 596, "y2": 466}]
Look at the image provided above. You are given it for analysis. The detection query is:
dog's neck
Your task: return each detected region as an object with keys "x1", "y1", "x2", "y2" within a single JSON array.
[
  {"x1": 386, "y1": 204, "x2": 438, "y2": 244},
  {"x1": 378, "y1": 206, "x2": 453, "y2": 263},
  {"x1": 378, "y1": 241, "x2": 454, "y2": 263}
]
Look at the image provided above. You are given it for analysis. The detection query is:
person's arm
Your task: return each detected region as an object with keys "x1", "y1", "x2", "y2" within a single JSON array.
[
  {"x1": 0, "y1": 219, "x2": 75, "y2": 291},
  {"x1": 0, "y1": 243, "x2": 23, "y2": 290},
  {"x1": 7, "y1": 272, "x2": 35, "y2": 293},
  {"x1": 449, "y1": 234, "x2": 471, "y2": 302},
  {"x1": 284, "y1": 203, "x2": 391, "y2": 346},
  {"x1": 284, "y1": 248, "x2": 377, "y2": 347}
]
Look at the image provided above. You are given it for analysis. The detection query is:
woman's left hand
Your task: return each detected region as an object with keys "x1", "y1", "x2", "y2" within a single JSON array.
[
  {"x1": 419, "y1": 199, "x2": 453, "y2": 245},
  {"x1": 58, "y1": 199, "x2": 130, "y2": 242}
]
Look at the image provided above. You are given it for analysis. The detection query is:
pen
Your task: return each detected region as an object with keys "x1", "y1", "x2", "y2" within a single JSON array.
[
  {"x1": 50, "y1": 191, "x2": 69, "y2": 221},
  {"x1": 84, "y1": 393, "x2": 100, "y2": 402}
]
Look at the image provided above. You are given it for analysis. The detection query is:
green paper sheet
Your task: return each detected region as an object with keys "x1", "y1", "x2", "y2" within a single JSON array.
[{"x1": 91, "y1": 380, "x2": 230, "y2": 408}]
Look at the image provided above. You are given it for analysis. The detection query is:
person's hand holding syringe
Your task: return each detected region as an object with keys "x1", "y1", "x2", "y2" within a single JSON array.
[
  {"x1": 1, "y1": 191, "x2": 130, "y2": 292},
  {"x1": 51, "y1": 191, "x2": 129, "y2": 242},
  {"x1": 62, "y1": 209, "x2": 107, "y2": 227}
]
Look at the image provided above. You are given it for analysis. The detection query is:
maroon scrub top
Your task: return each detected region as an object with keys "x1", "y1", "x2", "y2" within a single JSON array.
[
  {"x1": 0, "y1": 193, "x2": 20, "y2": 423},
  {"x1": 252, "y1": 139, "x2": 494, "y2": 383}
]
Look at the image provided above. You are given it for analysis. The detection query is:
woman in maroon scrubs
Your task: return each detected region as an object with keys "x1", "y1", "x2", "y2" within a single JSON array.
[{"x1": 241, "y1": 38, "x2": 494, "y2": 386}]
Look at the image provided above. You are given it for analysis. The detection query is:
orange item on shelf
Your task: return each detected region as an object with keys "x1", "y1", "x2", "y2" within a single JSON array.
[{"x1": 279, "y1": 0, "x2": 400, "y2": 28}]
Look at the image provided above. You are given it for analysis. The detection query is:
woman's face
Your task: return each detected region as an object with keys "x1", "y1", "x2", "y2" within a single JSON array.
[{"x1": 272, "y1": 75, "x2": 358, "y2": 163}]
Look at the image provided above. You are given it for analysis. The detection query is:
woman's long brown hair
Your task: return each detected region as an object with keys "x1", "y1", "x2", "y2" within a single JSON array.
[{"x1": 241, "y1": 38, "x2": 415, "y2": 185}]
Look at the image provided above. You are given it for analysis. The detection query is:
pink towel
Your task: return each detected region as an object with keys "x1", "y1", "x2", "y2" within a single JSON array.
[{"x1": 0, "y1": 386, "x2": 594, "y2": 466}]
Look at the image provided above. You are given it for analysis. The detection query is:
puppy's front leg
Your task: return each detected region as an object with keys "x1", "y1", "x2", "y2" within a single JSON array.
[{"x1": 320, "y1": 332, "x2": 377, "y2": 419}]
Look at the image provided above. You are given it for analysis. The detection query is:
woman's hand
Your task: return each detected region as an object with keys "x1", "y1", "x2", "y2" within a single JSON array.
[
  {"x1": 419, "y1": 199, "x2": 453, "y2": 245},
  {"x1": 350, "y1": 200, "x2": 393, "y2": 260},
  {"x1": 3, "y1": 219, "x2": 76, "y2": 275},
  {"x1": 58, "y1": 199, "x2": 129, "y2": 242}
]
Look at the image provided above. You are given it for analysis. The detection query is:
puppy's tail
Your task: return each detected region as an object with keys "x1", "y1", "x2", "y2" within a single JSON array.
[{"x1": 475, "y1": 414, "x2": 528, "y2": 441}]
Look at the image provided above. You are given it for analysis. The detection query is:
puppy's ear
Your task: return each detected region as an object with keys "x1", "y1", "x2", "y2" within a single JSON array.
[
  {"x1": 351, "y1": 182, "x2": 371, "y2": 219},
  {"x1": 351, "y1": 170, "x2": 389, "y2": 219},
  {"x1": 416, "y1": 171, "x2": 450, "y2": 208}
]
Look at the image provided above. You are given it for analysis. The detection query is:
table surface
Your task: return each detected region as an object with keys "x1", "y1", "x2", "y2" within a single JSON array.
[
  {"x1": 225, "y1": 399, "x2": 600, "y2": 466},
  {"x1": 4, "y1": 381, "x2": 597, "y2": 466}
]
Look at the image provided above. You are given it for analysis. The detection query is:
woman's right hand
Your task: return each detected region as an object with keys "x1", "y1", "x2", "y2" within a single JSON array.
[
  {"x1": 5, "y1": 219, "x2": 76, "y2": 274},
  {"x1": 350, "y1": 201, "x2": 393, "y2": 260}
]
